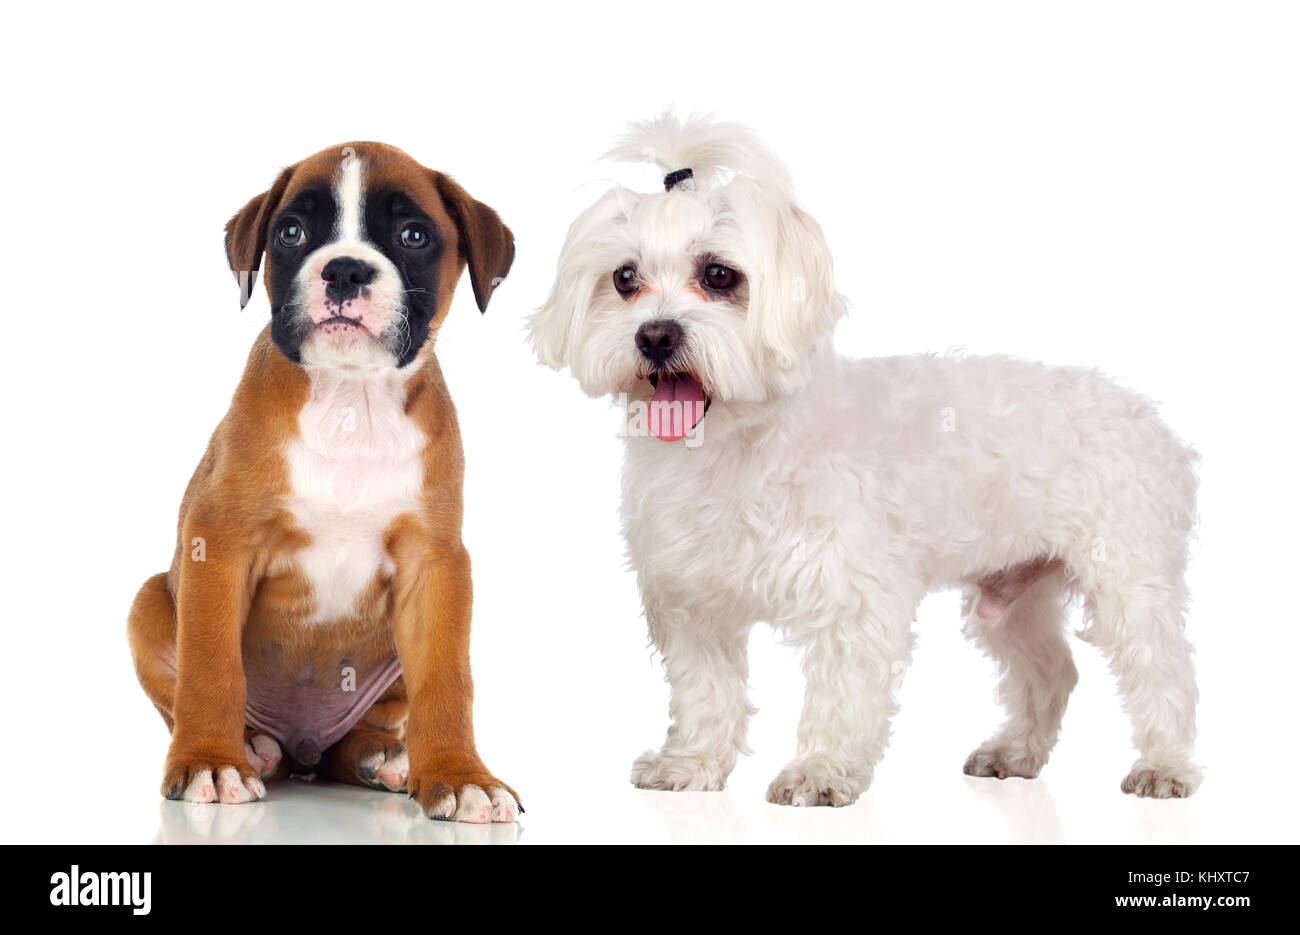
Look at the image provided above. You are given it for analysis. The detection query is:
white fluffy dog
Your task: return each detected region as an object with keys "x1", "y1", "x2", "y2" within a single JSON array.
[{"x1": 530, "y1": 114, "x2": 1201, "y2": 805}]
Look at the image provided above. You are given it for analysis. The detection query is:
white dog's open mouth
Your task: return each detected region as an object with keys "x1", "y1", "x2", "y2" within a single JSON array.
[{"x1": 648, "y1": 372, "x2": 710, "y2": 442}]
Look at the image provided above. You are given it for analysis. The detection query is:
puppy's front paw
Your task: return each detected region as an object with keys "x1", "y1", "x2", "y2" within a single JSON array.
[
  {"x1": 409, "y1": 769, "x2": 520, "y2": 823},
  {"x1": 766, "y1": 758, "x2": 869, "y2": 807},
  {"x1": 962, "y1": 744, "x2": 1044, "y2": 780},
  {"x1": 1121, "y1": 761, "x2": 1202, "y2": 799},
  {"x1": 163, "y1": 753, "x2": 266, "y2": 805},
  {"x1": 631, "y1": 750, "x2": 729, "y2": 791}
]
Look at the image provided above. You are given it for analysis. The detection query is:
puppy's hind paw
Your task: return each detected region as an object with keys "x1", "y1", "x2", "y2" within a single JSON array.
[
  {"x1": 766, "y1": 758, "x2": 868, "y2": 808},
  {"x1": 631, "y1": 750, "x2": 730, "y2": 792},
  {"x1": 1121, "y1": 761, "x2": 1202, "y2": 799},
  {"x1": 244, "y1": 732, "x2": 283, "y2": 780},
  {"x1": 358, "y1": 743, "x2": 409, "y2": 793}
]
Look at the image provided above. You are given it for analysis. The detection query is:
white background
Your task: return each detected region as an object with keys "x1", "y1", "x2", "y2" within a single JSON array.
[{"x1": 1, "y1": 1, "x2": 1297, "y2": 844}]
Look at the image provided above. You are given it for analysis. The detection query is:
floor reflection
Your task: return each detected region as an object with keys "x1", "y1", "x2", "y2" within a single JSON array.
[
  {"x1": 1131, "y1": 796, "x2": 1197, "y2": 844},
  {"x1": 154, "y1": 779, "x2": 522, "y2": 845},
  {"x1": 962, "y1": 775, "x2": 1066, "y2": 843},
  {"x1": 635, "y1": 785, "x2": 894, "y2": 844},
  {"x1": 636, "y1": 789, "x2": 750, "y2": 844}
]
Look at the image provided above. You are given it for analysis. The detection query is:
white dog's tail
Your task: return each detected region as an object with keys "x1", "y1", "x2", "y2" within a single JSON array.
[{"x1": 607, "y1": 111, "x2": 793, "y2": 194}]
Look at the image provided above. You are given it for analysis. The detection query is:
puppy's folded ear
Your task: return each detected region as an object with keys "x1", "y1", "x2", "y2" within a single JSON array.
[
  {"x1": 433, "y1": 172, "x2": 514, "y2": 313},
  {"x1": 224, "y1": 166, "x2": 295, "y2": 309}
]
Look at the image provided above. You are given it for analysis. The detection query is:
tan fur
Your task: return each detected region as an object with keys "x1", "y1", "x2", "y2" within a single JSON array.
[{"x1": 127, "y1": 143, "x2": 518, "y2": 814}]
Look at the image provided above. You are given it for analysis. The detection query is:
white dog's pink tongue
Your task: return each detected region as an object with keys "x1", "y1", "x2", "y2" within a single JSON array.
[{"x1": 650, "y1": 374, "x2": 707, "y2": 442}]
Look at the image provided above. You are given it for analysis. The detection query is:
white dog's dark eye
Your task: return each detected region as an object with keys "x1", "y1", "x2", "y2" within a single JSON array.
[
  {"x1": 703, "y1": 264, "x2": 737, "y2": 291},
  {"x1": 614, "y1": 265, "x2": 639, "y2": 297},
  {"x1": 277, "y1": 222, "x2": 306, "y2": 247},
  {"x1": 400, "y1": 223, "x2": 431, "y2": 249}
]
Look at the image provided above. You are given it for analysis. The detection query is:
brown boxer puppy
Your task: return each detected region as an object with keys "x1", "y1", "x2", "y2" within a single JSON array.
[{"x1": 127, "y1": 142, "x2": 519, "y2": 822}]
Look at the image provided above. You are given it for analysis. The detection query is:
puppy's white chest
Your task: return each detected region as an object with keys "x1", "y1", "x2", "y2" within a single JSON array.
[{"x1": 285, "y1": 369, "x2": 425, "y2": 624}]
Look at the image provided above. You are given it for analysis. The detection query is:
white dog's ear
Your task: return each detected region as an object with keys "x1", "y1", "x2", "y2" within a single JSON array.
[
  {"x1": 733, "y1": 180, "x2": 845, "y2": 370},
  {"x1": 530, "y1": 253, "x2": 586, "y2": 370},
  {"x1": 530, "y1": 188, "x2": 634, "y2": 370}
]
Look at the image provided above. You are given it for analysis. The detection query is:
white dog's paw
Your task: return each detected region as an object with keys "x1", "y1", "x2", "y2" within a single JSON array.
[
  {"x1": 962, "y1": 744, "x2": 1044, "y2": 780},
  {"x1": 765, "y1": 759, "x2": 869, "y2": 807},
  {"x1": 631, "y1": 750, "x2": 730, "y2": 791},
  {"x1": 244, "y1": 733, "x2": 283, "y2": 779},
  {"x1": 1121, "y1": 761, "x2": 1202, "y2": 799}
]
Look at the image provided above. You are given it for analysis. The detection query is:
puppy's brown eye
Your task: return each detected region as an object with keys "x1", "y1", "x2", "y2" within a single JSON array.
[
  {"x1": 704, "y1": 264, "x2": 737, "y2": 291},
  {"x1": 400, "y1": 223, "x2": 431, "y2": 249},
  {"x1": 613, "y1": 265, "x2": 639, "y2": 297},
  {"x1": 278, "y1": 222, "x2": 306, "y2": 247}
]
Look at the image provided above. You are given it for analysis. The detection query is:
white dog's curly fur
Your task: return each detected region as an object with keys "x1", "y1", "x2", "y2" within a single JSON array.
[{"x1": 530, "y1": 113, "x2": 1202, "y2": 805}]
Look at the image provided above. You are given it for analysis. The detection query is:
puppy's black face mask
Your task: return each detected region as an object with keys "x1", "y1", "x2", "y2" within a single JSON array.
[
  {"x1": 263, "y1": 186, "x2": 331, "y2": 364},
  {"x1": 223, "y1": 143, "x2": 516, "y2": 370},
  {"x1": 359, "y1": 189, "x2": 445, "y2": 367},
  {"x1": 262, "y1": 185, "x2": 445, "y2": 367}
]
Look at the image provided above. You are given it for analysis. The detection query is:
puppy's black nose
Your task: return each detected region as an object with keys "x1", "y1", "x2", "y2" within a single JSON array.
[
  {"x1": 636, "y1": 319, "x2": 685, "y2": 366},
  {"x1": 321, "y1": 256, "x2": 377, "y2": 302}
]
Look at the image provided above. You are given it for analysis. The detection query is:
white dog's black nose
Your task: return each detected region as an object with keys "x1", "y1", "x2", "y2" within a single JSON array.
[
  {"x1": 636, "y1": 319, "x2": 685, "y2": 366},
  {"x1": 322, "y1": 256, "x2": 377, "y2": 303}
]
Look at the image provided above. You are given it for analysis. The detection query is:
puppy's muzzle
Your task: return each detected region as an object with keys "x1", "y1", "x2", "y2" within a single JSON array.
[{"x1": 322, "y1": 256, "x2": 377, "y2": 304}]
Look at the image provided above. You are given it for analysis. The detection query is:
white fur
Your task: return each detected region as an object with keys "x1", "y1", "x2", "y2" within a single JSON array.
[
  {"x1": 488, "y1": 787, "x2": 519, "y2": 823},
  {"x1": 244, "y1": 733, "x2": 282, "y2": 779},
  {"x1": 453, "y1": 784, "x2": 493, "y2": 824},
  {"x1": 181, "y1": 767, "x2": 264, "y2": 805},
  {"x1": 336, "y1": 153, "x2": 364, "y2": 241},
  {"x1": 291, "y1": 154, "x2": 411, "y2": 371},
  {"x1": 375, "y1": 749, "x2": 409, "y2": 791},
  {"x1": 181, "y1": 768, "x2": 216, "y2": 804},
  {"x1": 214, "y1": 766, "x2": 257, "y2": 804},
  {"x1": 607, "y1": 112, "x2": 795, "y2": 194},
  {"x1": 285, "y1": 366, "x2": 425, "y2": 625},
  {"x1": 358, "y1": 746, "x2": 409, "y2": 791},
  {"x1": 531, "y1": 113, "x2": 1202, "y2": 805}
]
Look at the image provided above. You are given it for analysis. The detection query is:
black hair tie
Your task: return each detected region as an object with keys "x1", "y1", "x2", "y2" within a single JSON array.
[{"x1": 663, "y1": 168, "x2": 693, "y2": 191}]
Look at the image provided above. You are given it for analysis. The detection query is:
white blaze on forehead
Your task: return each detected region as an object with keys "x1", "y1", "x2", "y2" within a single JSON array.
[{"x1": 334, "y1": 153, "x2": 365, "y2": 241}]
